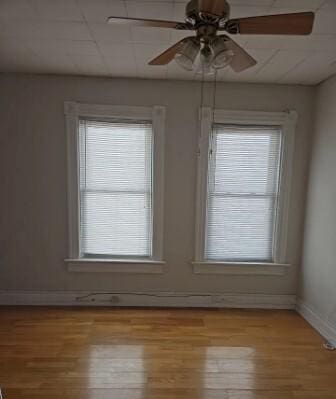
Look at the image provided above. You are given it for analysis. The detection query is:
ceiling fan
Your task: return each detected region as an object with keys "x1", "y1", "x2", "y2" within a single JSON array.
[{"x1": 108, "y1": 0, "x2": 315, "y2": 74}]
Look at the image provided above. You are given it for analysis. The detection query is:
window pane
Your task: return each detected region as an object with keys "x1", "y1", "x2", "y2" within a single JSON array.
[
  {"x1": 205, "y1": 124, "x2": 282, "y2": 262},
  {"x1": 79, "y1": 119, "x2": 153, "y2": 258},
  {"x1": 206, "y1": 195, "x2": 275, "y2": 261},
  {"x1": 81, "y1": 192, "x2": 151, "y2": 256}
]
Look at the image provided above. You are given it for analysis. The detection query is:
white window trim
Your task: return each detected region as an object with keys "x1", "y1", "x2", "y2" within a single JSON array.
[
  {"x1": 193, "y1": 108, "x2": 297, "y2": 276},
  {"x1": 64, "y1": 102, "x2": 165, "y2": 273}
]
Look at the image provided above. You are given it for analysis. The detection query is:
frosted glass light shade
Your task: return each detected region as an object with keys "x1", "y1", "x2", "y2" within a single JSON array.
[
  {"x1": 174, "y1": 39, "x2": 200, "y2": 71},
  {"x1": 211, "y1": 37, "x2": 234, "y2": 69}
]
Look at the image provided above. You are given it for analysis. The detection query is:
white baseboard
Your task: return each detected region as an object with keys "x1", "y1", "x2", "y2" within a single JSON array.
[
  {"x1": 0, "y1": 290, "x2": 296, "y2": 309},
  {"x1": 296, "y1": 299, "x2": 336, "y2": 346}
]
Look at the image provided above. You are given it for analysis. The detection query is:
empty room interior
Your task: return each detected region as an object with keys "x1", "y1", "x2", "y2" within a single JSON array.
[{"x1": 1, "y1": 0, "x2": 336, "y2": 398}]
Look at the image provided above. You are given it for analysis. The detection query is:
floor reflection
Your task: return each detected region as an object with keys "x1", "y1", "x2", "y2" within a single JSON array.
[
  {"x1": 88, "y1": 345, "x2": 145, "y2": 391},
  {"x1": 86, "y1": 340, "x2": 208, "y2": 398},
  {"x1": 86, "y1": 341, "x2": 257, "y2": 397},
  {"x1": 204, "y1": 346, "x2": 256, "y2": 390}
]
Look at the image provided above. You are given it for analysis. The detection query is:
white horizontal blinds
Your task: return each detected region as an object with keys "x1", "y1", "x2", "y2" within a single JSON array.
[
  {"x1": 79, "y1": 119, "x2": 153, "y2": 258},
  {"x1": 205, "y1": 124, "x2": 282, "y2": 262}
]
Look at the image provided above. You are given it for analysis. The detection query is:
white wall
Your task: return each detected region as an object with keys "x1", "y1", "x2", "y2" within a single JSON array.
[
  {"x1": 0, "y1": 73, "x2": 314, "y2": 294},
  {"x1": 300, "y1": 75, "x2": 336, "y2": 329}
]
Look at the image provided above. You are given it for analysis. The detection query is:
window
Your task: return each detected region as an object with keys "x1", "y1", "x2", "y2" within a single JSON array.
[
  {"x1": 79, "y1": 119, "x2": 153, "y2": 258},
  {"x1": 195, "y1": 108, "x2": 297, "y2": 273},
  {"x1": 65, "y1": 103, "x2": 165, "y2": 271},
  {"x1": 206, "y1": 124, "x2": 282, "y2": 262}
]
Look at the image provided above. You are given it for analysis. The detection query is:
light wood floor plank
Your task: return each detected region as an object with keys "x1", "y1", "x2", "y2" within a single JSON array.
[{"x1": 0, "y1": 307, "x2": 335, "y2": 398}]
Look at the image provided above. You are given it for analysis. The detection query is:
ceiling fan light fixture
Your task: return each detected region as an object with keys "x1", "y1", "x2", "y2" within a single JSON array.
[
  {"x1": 174, "y1": 39, "x2": 200, "y2": 71},
  {"x1": 197, "y1": 44, "x2": 215, "y2": 76},
  {"x1": 210, "y1": 37, "x2": 234, "y2": 69}
]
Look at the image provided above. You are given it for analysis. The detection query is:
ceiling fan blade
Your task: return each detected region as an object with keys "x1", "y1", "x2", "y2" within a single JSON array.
[
  {"x1": 226, "y1": 12, "x2": 315, "y2": 35},
  {"x1": 148, "y1": 37, "x2": 195, "y2": 66},
  {"x1": 107, "y1": 16, "x2": 190, "y2": 30},
  {"x1": 198, "y1": 0, "x2": 228, "y2": 17},
  {"x1": 223, "y1": 37, "x2": 257, "y2": 72}
]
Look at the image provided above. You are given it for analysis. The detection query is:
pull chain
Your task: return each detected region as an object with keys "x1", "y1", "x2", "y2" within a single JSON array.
[
  {"x1": 209, "y1": 69, "x2": 218, "y2": 156},
  {"x1": 199, "y1": 69, "x2": 218, "y2": 157},
  {"x1": 212, "y1": 69, "x2": 218, "y2": 124},
  {"x1": 198, "y1": 69, "x2": 206, "y2": 156}
]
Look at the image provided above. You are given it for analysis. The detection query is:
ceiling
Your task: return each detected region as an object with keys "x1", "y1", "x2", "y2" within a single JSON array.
[{"x1": 1, "y1": 0, "x2": 336, "y2": 85}]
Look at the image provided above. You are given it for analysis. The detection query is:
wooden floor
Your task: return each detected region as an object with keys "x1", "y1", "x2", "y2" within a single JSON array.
[{"x1": 0, "y1": 307, "x2": 335, "y2": 399}]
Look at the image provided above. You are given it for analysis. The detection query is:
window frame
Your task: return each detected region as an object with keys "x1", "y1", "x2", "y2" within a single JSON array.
[
  {"x1": 193, "y1": 108, "x2": 297, "y2": 275},
  {"x1": 64, "y1": 102, "x2": 165, "y2": 273}
]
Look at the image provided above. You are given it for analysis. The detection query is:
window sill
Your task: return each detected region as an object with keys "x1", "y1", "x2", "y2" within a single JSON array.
[
  {"x1": 192, "y1": 261, "x2": 290, "y2": 276},
  {"x1": 65, "y1": 258, "x2": 165, "y2": 274}
]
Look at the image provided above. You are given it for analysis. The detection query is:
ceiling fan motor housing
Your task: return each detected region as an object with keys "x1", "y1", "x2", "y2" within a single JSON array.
[{"x1": 186, "y1": 0, "x2": 230, "y2": 25}]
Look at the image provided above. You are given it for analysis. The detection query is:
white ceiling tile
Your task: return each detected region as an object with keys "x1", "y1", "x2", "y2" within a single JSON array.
[
  {"x1": 35, "y1": 20, "x2": 92, "y2": 40},
  {"x1": 104, "y1": 56, "x2": 138, "y2": 77},
  {"x1": 279, "y1": 51, "x2": 336, "y2": 84},
  {"x1": 271, "y1": 0, "x2": 324, "y2": 10},
  {"x1": 229, "y1": 5, "x2": 273, "y2": 18},
  {"x1": 225, "y1": 35, "x2": 247, "y2": 48},
  {"x1": 89, "y1": 23, "x2": 132, "y2": 43},
  {"x1": 0, "y1": 0, "x2": 36, "y2": 18},
  {"x1": 0, "y1": 37, "x2": 43, "y2": 73},
  {"x1": 320, "y1": 1, "x2": 336, "y2": 11},
  {"x1": 61, "y1": 40, "x2": 100, "y2": 56},
  {"x1": 0, "y1": 37, "x2": 32, "y2": 56},
  {"x1": 104, "y1": 55, "x2": 135, "y2": 68},
  {"x1": 126, "y1": 0, "x2": 179, "y2": 3},
  {"x1": 313, "y1": 10, "x2": 336, "y2": 34},
  {"x1": 0, "y1": 18, "x2": 39, "y2": 38},
  {"x1": 244, "y1": 35, "x2": 292, "y2": 50},
  {"x1": 78, "y1": 0, "x2": 127, "y2": 23},
  {"x1": 256, "y1": 50, "x2": 312, "y2": 81},
  {"x1": 30, "y1": 0, "x2": 84, "y2": 21},
  {"x1": 98, "y1": 42, "x2": 134, "y2": 61},
  {"x1": 39, "y1": 53, "x2": 79, "y2": 75},
  {"x1": 0, "y1": 53, "x2": 43, "y2": 73},
  {"x1": 26, "y1": 39, "x2": 100, "y2": 56},
  {"x1": 292, "y1": 34, "x2": 336, "y2": 52},
  {"x1": 131, "y1": 26, "x2": 171, "y2": 44},
  {"x1": 229, "y1": 0, "x2": 274, "y2": 5},
  {"x1": 0, "y1": 18, "x2": 92, "y2": 40},
  {"x1": 70, "y1": 54, "x2": 108, "y2": 76},
  {"x1": 125, "y1": 1, "x2": 174, "y2": 20},
  {"x1": 172, "y1": 2, "x2": 187, "y2": 21},
  {"x1": 244, "y1": 33, "x2": 336, "y2": 52}
]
